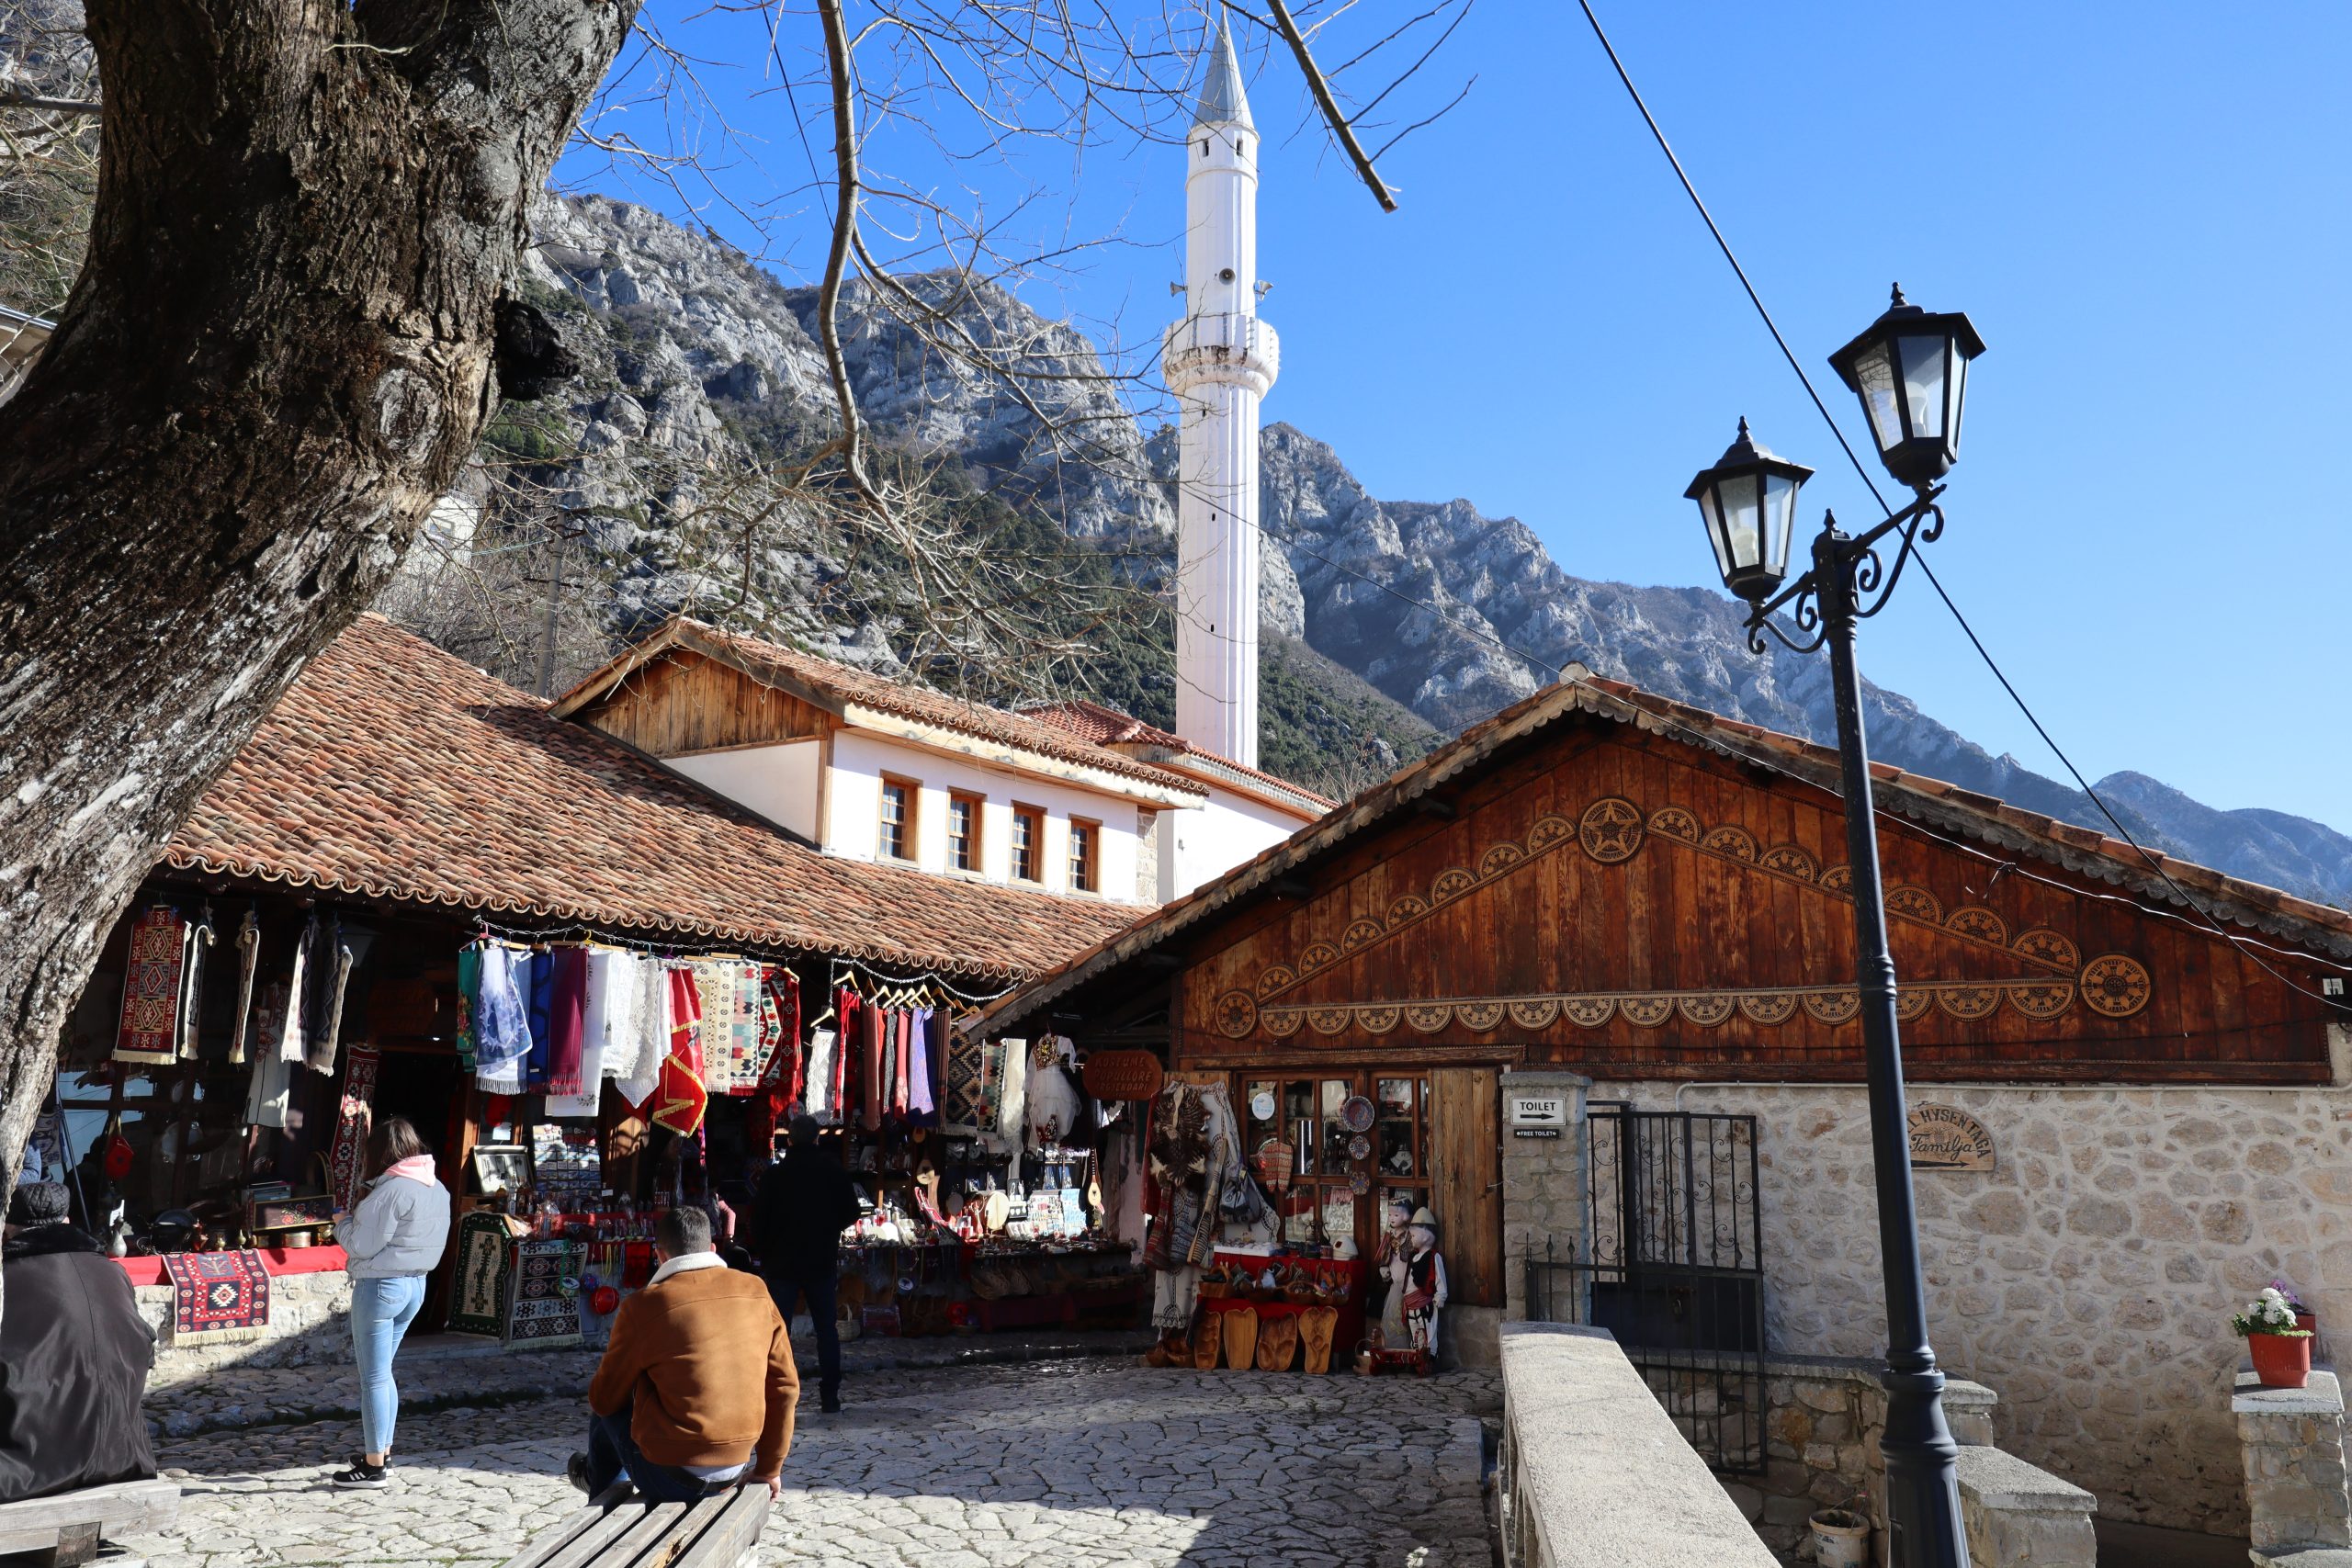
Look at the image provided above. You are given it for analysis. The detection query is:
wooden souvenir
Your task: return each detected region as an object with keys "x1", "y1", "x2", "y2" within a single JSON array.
[
  {"x1": 1221, "y1": 1304, "x2": 1259, "y2": 1372},
  {"x1": 1080, "y1": 1049, "x2": 1164, "y2": 1101}
]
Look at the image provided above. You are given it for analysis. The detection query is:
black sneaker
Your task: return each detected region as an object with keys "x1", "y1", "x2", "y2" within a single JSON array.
[
  {"x1": 567, "y1": 1453, "x2": 595, "y2": 1496},
  {"x1": 330, "y1": 1460, "x2": 389, "y2": 1489},
  {"x1": 820, "y1": 1398, "x2": 842, "y2": 1415}
]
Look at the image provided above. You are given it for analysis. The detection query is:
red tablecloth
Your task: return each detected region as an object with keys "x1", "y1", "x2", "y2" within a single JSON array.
[{"x1": 114, "y1": 1246, "x2": 348, "y2": 1287}]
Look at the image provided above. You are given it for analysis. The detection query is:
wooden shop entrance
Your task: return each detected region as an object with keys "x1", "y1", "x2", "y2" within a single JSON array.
[{"x1": 1184, "y1": 1057, "x2": 1505, "y2": 1312}]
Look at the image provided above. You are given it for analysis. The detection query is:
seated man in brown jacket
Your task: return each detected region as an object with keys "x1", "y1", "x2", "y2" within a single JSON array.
[{"x1": 571, "y1": 1206, "x2": 798, "y2": 1503}]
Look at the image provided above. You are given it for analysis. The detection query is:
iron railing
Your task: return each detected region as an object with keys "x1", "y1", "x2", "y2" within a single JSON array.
[{"x1": 1523, "y1": 1106, "x2": 1766, "y2": 1473}]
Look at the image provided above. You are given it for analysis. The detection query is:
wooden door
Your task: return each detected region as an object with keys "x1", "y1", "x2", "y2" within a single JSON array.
[{"x1": 1426, "y1": 1067, "x2": 1503, "y2": 1307}]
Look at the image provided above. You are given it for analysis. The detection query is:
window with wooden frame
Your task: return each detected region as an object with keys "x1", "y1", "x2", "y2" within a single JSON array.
[
  {"x1": 878, "y1": 775, "x2": 918, "y2": 862},
  {"x1": 946, "y1": 792, "x2": 982, "y2": 874},
  {"x1": 1010, "y1": 804, "x2": 1044, "y2": 883},
  {"x1": 1068, "y1": 817, "x2": 1099, "y2": 893}
]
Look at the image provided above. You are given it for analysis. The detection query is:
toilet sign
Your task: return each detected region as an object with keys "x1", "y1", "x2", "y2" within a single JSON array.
[
  {"x1": 1509, "y1": 1093, "x2": 1567, "y2": 1140},
  {"x1": 1907, "y1": 1103, "x2": 1995, "y2": 1171}
]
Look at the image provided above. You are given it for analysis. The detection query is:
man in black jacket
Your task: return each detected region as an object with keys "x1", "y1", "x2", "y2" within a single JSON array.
[
  {"x1": 0, "y1": 1183, "x2": 157, "y2": 1502},
  {"x1": 753, "y1": 1117, "x2": 860, "y2": 1414}
]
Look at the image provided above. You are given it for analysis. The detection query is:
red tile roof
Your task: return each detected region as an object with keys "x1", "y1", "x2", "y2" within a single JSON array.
[
  {"x1": 553, "y1": 619, "x2": 1201, "y2": 797},
  {"x1": 978, "y1": 666, "x2": 2352, "y2": 1032},
  {"x1": 164, "y1": 615, "x2": 1145, "y2": 981},
  {"x1": 1023, "y1": 699, "x2": 1337, "y2": 813}
]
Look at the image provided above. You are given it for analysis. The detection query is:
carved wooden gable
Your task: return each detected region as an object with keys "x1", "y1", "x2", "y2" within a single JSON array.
[{"x1": 1178, "y1": 725, "x2": 2336, "y2": 1082}]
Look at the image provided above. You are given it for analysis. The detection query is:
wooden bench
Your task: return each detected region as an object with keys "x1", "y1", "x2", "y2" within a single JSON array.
[
  {"x1": 502, "y1": 1483, "x2": 771, "y2": 1568},
  {"x1": 0, "y1": 1477, "x2": 181, "y2": 1565}
]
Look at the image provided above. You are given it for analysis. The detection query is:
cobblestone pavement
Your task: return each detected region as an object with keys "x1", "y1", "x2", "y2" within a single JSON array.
[
  {"x1": 119, "y1": 1357, "x2": 1499, "y2": 1567},
  {"x1": 142, "y1": 1328, "x2": 1155, "y2": 1439}
]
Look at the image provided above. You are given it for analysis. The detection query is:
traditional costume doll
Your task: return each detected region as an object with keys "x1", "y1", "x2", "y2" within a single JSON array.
[
  {"x1": 1401, "y1": 1207, "x2": 1448, "y2": 1359},
  {"x1": 1374, "y1": 1197, "x2": 1414, "y2": 1348}
]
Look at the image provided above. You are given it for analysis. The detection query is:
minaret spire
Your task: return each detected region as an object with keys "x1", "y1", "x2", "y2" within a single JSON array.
[{"x1": 1167, "y1": 10, "x2": 1279, "y2": 769}]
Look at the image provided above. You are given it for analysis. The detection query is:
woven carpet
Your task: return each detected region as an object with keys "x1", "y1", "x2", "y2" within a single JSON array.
[
  {"x1": 448, "y1": 1211, "x2": 513, "y2": 1338},
  {"x1": 114, "y1": 906, "x2": 187, "y2": 1065},
  {"x1": 163, "y1": 1250, "x2": 271, "y2": 1344},
  {"x1": 324, "y1": 1045, "x2": 379, "y2": 1213},
  {"x1": 504, "y1": 1238, "x2": 583, "y2": 1349}
]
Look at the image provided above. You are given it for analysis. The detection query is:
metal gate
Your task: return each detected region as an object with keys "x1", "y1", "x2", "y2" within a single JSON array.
[{"x1": 1525, "y1": 1104, "x2": 1766, "y2": 1472}]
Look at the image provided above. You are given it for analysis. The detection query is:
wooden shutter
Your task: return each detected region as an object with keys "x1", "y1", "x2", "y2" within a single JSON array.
[{"x1": 1426, "y1": 1067, "x2": 1503, "y2": 1307}]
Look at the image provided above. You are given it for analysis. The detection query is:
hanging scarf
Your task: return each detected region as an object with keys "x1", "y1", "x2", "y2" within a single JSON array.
[
  {"x1": 226, "y1": 908, "x2": 262, "y2": 1065},
  {"x1": 860, "y1": 998, "x2": 884, "y2": 1133},
  {"x1": 472, "y1": 942, "x2": 533, "y2": 1094},
  {"x1": 277, "y1": 916, "x2": 312, "y2": 1064},
  {"x1": 454, "y1": 943, "x2": 481, "y2": 1075},
  {"x1": 832, "y1": 987, "x2": 858, "y2": 1121},
  {"x1": 306, "y1": 931, "x2": 356, "y2": 1076},
  {"x1": 906, "y1": 1006, "x2": 935, "y2": 1118},
  {"x1": 175, "y1": 909, "x2": 214, "y2": 1060},
  {"x1": 546, "y1": 946, "x2": 589, "y2": 1099}
]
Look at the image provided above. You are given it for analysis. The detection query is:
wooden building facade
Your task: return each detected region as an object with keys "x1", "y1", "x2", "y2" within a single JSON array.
[{"x1": 978, "y1": 671, "x2": 2352, "y2": 1534}]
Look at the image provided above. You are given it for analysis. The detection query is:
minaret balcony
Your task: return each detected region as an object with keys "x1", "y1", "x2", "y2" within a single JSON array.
[{"x1": 1163, "y1": 312, "x2": 1280, "y2": 393}]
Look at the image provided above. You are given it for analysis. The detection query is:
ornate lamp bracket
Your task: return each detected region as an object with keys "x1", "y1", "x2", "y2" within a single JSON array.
[{"x1": 1743, "y1": 487, "x2": 1946, "y2": 657}]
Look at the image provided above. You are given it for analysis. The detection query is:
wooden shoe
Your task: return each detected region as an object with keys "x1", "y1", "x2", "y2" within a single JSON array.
[
  {"x1": 1221, "y1": 1305, "x2": 1258, "y2": 1372},
  {"x1": 1299, "y1": 1304, "x2": 1338, "y2": 1374},
  {"x1": 1193, "y1": 1318, "x2": 1224, "y2": 1371},
  {"x1": 1256, "y1": 1312, "x2": 1298, "y2": 1371}
]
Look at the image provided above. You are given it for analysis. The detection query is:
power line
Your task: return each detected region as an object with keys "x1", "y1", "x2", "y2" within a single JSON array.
[{"x1": 1568, "y1": 0, "x2": 2351, "y2": 1005}]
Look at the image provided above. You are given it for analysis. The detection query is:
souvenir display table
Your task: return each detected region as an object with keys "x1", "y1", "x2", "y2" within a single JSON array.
[
  {"x1": 111, "y1": 1244, "x2": 347, "y2": 1289},
  {"x1": 1199, "y1": 1250, "x2": 1364, "y2": 1359}
]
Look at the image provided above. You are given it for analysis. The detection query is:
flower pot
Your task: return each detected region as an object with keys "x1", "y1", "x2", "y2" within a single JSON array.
[
  {"x1": 1808, "y1": 1507, "x2": 1870, "y2": 1568},
  {"x1": 2297, "y1": 1311, "x2": 2318, "y2": 1334},
  {"x1": 2249, "y1": 1331, "x2": 2313, "y2": 1390}
]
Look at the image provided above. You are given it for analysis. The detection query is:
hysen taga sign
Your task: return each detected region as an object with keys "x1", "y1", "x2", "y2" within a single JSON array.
[
  {"x1": 1907, "y1": 1103, "x2": 1995, "y2": 1171},
  {"x1": 1509, "y1": 1093, "x2": 1567, "y2": 1140}
]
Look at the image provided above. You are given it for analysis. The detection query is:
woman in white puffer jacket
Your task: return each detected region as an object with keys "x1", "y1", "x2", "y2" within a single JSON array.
[{"x1": 330, "y1": 1118, "x2": 450, "y2": 1490}]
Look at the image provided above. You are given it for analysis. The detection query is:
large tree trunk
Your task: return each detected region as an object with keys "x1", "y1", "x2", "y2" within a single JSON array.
[{"x1": 0, "y1": 0, "x2": 634, "y2": 1269}]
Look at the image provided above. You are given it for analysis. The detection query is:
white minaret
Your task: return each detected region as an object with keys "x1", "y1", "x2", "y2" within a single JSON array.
[{"x1": 1167, "y1": 16, "x2": 1279, "y2": 769}]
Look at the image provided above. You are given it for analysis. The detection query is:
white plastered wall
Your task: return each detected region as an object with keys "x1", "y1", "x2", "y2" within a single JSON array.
[
  {"x1": 825, "y1": 728, "x2": 1147, "y2": 901},
  {"x1": 1162, "y1": 785, "x2": 1309, "y2": 901},
  {"x1": 667, "y1": 740, "x2": 822, "y2": 841}
]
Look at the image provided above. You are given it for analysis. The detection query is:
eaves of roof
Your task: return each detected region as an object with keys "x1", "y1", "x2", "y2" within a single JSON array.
[{"x1": 971, "y1": 670, "x2": 2352, "y2": 1035}]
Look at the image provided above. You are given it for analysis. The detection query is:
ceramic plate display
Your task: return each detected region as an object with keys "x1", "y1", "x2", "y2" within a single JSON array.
[
  {"x1": 1340, "y1": 1095, "x2": 1376, "y2": 1134},
  {"x1": 1250, "y1": 1089, "x2": 1277, "y2": 1122},
  {"x1": 1350, "y1": 1170, "x2": 1371, "y2": 1195},
  {"x1": 1348, "y1": 1134, "x2": 1372, "y2": 1161}
]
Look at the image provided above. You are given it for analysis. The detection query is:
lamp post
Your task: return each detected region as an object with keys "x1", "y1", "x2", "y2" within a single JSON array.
[{"x1": 1684, "y1": 286, "x2": 1985, "y2": 1568}]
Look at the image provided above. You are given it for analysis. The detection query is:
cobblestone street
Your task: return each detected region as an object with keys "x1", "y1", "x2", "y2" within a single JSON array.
[{"x1": 117, "y1": 1351, "x2": 1499, "y2": 1568}]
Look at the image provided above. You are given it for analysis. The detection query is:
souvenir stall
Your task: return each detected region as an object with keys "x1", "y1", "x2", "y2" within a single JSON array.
[{"x1": 1128, "y1": 1073, "x2": 1440, "y2": 1374}]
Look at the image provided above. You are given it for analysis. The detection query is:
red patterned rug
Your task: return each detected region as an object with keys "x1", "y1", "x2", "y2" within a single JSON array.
[
  {"x1": 325, "y1": 1046, "x2": 380, "y2": 1213},
  {"x1": 163, "y1": 1250, "x2": 272, "y2": 1345},
  {"x1": 113, "y1": 906, "x2": 187, "y2": 1065}
]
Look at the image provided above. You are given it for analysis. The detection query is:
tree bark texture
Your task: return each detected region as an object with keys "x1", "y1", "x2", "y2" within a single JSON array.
[{"x1": 0, "y1": 0, "x2": 635, "y2": 1261}]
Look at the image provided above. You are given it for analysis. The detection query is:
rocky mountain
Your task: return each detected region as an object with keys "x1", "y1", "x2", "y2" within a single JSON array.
[{"x1": 392, "y1": 191, "x2": 2350, "y2": 907}]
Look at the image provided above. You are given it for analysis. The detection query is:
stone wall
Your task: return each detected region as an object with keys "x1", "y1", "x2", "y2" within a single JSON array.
[
  {"x1": 2233, "y1": 1370, "x2": 2352, "y2": 1557},
  {"x1": 138, "y1": 1271, "x2": 356, "y2": 1391},
  {"x1": 1498, "y1": 1069, "x2": 1589, "y2": 1324},
  {"x1": 1594, "y1": 1076, "x2": 2352, "y2": 1534}
]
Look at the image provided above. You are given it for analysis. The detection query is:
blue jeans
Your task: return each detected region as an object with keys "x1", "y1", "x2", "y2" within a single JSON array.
[
  {"x1": 350, "y1": 1275, "x2": 426, "y2": 1458},
  {"x1": 583, "y1": 1399, "x2": 729, "y2": 1504}
]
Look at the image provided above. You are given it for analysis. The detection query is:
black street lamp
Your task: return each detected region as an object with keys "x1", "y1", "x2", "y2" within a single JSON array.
[{"x1": 1684, "y1": 288, "x2": 1985, "y2": 1568}]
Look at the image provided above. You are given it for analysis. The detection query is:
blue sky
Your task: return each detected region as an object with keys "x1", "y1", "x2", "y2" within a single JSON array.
[{"x1": 568, "y1": 1, "x2": 2349, "y2": 830}]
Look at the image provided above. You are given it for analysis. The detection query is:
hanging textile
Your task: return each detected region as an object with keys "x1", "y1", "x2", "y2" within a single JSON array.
[
  {"x1": 831, "y1": 988, "x2": 858, "y2": 1122},
  {"x1": 547, "y1": 948, "x2": 613, "y2": 1118},
  {"x1": 693, "y1": 961, "x2": 762, "y2": 1097},
  {"x1": 890, "y1": 1009, "x2": 912, "y2": 1115},
  {"x1": 747, "y1": 969, "x2": 800, "y2": 1146},
  {"x1": 505, "y1": 1239, "x2": 585, "y2": 1349},
  {"x1": 226, "y1": 908, "x2": 262, "y2": 1065},
  {"x1": 449, "y1": 1211, "x2": 514, "y2": 1337},
  {"x1": 611, "y1": 953, "x2": 663, "y2": 1111},
  {"x1": 243, "y1": 983, "x2": 294, "y2": 1130},
  {"x1": 472, "y1": 943, "x2": 533, "y2": 1094},
  {"x1": 666, "y1": 965, "x2": 703, "y2": 1073},
  {"x1": 944, "y1": 1021, "x2": 987, "y2": 1134},
  {"x1": 175, "y1": 909, "x2": 214, "y2": 1061},
  {"x1": 546, "y1": 946, "x2": 589, "y2": 1100},
  {"x1": 990, "y1": 1037, "x2": 1029, "y2": 1154},
  {"x1": 906, "y1": 1006, "x2": 935, "y2": 1118},
  {"x1": 326, "y1": 1045, "x2": 380, "y2": 1212},
  {"x1": 163, "y1": 1251, "x2": 272, "y2": 1344},
  {"x1": 453, "y1": 944, "x2": 481, "y2": 1075},
  {"x1": 650, "y1": 1051, "x2": 707, "y2": 1136},
  {"x1": 305, "y1": 928, "x2": 356, "y2": 1076},
  {"x1": 859, "y1": 997, "x2": 884, "y2": 1133},
  {"x1": 112, "y1": 906, "x2": 187, "y2": 1065},
  {"x1": 524, "y1": 951, "x2": 554, "y2": 1088},
  {"x1": 277, "y1": 917, "x2": 313, "y2": 1065},
  {"x1": 805, "y1": 1029, "x2": 838, "y2": 1122}
]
